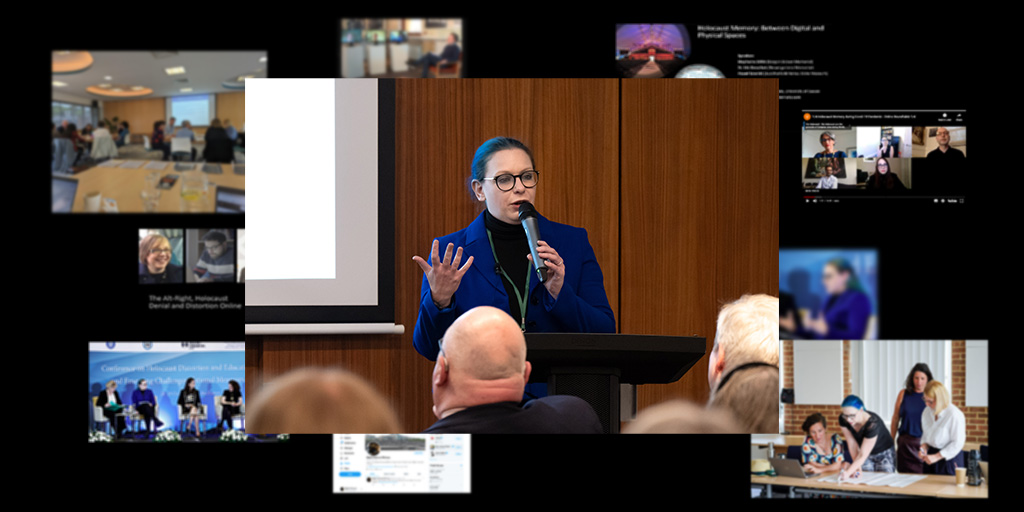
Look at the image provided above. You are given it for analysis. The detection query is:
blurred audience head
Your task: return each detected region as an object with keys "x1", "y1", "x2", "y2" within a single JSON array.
[
  {"x1": 624, "y1": 399, "x2": 741, "y2": 433},
  {"x1": 706, "y1": 294, "x2": 779, "y2": 433},
  {"x1": 247, "y1": 367, "x2": 400, "y2": 434}
]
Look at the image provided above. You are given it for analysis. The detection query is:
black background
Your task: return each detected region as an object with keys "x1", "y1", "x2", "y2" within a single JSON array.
[{"x1": 42, "y1": 12, "x2": 991, "y2": 501}]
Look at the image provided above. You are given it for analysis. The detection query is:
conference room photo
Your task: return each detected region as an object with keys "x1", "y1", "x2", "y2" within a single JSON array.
[
  {"x1": 341, "y1": 18, "x2": 463, "y2": 79},
  {"x1": 244, "y1": 77, "x2": 780, "y2": 436},
  {"x1": 88, "y1": 342, "x2": 259, "y2": 443},
  {"x1": 779, "y1": 248, "x2": 879, "y2": 340},
  {"x1": 751, "y1": 339, "x2": 988, "y2": 498},
  {"x1": 52, "y1": 51, "x2": 255, "y2": 213}
]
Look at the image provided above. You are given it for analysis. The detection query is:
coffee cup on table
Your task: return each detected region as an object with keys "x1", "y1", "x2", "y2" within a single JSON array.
[
  {"x1": 956, "y1": 466, "x2": 967, "y2": 486},
  {"x1": 84, "y1": 191, "x2": 101, "y2": 212}
]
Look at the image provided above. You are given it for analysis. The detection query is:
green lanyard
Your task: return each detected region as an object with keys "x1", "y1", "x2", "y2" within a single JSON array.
[{"x1": 486, "y1": 229, "x2": 531, "y2": 332}]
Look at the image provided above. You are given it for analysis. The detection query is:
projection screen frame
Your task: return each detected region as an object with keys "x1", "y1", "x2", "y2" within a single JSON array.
[{"x1": 245, "y1": 79, "x2": 396, "y2": 330}]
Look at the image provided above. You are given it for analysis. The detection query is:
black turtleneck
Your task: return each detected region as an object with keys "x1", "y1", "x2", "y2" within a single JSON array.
[{"x1": 484, "y1": 209, "x2": 532, "y2": 323}]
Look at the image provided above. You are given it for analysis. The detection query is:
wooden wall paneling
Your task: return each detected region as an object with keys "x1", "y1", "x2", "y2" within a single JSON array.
[
  {"x1": 216, "y1": 91, "x2": 245, "y2": 128},
  {"x1": 246, "y1": 79, "x2": 620, "y2": 433},
  {"x1": 101, "y1": 98, "x2": 165, "y2": 138},
  {"x1": 393, "y1": 79, "x2": 621, "y2": 430},
  {"x1": 620, "y1": 79, "x2": 779, "y2": 412}
]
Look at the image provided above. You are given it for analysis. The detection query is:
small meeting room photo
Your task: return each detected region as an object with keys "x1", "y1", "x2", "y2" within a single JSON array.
[{"x1": 51, "y1": 51, "x2": 260, "y2": 213}]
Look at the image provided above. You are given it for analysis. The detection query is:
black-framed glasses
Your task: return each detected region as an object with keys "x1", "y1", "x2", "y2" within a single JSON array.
[{"x1": 482, "y1": 170, "x2": 539, "y2": 191}]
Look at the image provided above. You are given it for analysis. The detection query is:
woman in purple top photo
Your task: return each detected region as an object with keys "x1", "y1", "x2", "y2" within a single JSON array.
[{"x1": 800, "y1": 258, "x2": 871, "y2": 339}]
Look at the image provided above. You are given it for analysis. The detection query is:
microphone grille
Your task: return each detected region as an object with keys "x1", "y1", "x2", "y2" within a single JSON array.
[{"x1": 517, "y1": 201, "x2": 537, "y2": 220}]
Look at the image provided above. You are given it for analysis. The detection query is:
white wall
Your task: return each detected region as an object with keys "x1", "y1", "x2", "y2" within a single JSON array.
[
  {"x1": 965, "y1": 340, "x2": 988, "y2": 407},
  {"x1": 793, "y1": 340, "x2": 843, "y2": 404}
]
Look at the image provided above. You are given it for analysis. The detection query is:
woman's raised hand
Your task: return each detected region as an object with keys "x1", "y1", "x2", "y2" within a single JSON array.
[{"x1": 413, "y1": 240, "x2": 474, "y2": 308}]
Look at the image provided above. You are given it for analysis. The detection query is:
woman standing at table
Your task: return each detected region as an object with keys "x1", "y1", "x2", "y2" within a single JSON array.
[
  {"x1": 800, "y1": 412, "x2": 845, "y2": 474},
  {"x1": 178, "y1": 377, "x2": 202, "y2": 438},
  {"x1": 838, "y1": 395, "x2": 896, "y2": 479},
  {"x1": 919, "y1": 380, "x2": 966, "y2": 475},
  {"x1": 891, "y1": 363, "x2": 932, "y2": 473},
  {"x1": 412, "y1": 137, "x2": 615, "y2": 394}
]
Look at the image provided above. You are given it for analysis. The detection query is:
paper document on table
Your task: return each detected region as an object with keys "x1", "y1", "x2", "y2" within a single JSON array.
[
  {"x1": 819, "y1": 472, "x2": 927, "y2": 488},
  {"x1": 119, "y1": 160, "x2": 144, "y2": 169},
  {"x1": 98, "y1": 159, "x2": 124, "y2": 167},
  {"x1": 145, "y1": 161, "x2": 169, "y2": 170}
]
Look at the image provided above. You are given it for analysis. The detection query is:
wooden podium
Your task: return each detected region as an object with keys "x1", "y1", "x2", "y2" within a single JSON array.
[{"x1": 525, "y1": 333, "x2": 705, "y2": 434}]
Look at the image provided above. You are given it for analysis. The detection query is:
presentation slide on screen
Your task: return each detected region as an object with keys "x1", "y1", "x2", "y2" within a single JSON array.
[
  {"x1": 245, "y1": 78, "x2": 378, "y2": 307},
  {"x1": 333, "y1": 434, "x2": 470, "y2": 493},
  {"x1": 167, "y1": 94, "x2": 217, "y2": 128}
]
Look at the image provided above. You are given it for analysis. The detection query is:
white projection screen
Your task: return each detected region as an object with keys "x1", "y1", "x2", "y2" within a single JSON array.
[
  {"x1": 245, "y1": 79, "x2": 396, "y2": 334},
  {"x1": 166, "y1": 94, "x2": 217, "y2": 126}
]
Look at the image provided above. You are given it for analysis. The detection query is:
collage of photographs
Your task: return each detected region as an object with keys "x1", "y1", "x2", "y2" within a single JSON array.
[{"x1": 46, "y1": 14, "x2": 989, "y2": 501}]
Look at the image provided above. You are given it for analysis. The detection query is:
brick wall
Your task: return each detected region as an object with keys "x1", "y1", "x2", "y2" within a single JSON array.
[
  {"x1": 783, "y1": 340, "x2": 988, "y2": 444},
  {"x1": 952, "y1": 340, "x2": 988, "y2": 444}
]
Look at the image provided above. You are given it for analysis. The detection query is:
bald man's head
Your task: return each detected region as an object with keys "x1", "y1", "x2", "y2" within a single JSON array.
[
  {"x1": 432, "y1": 306, "x2": 531, "y2": 419},
  {"x1": 443, "y1": 306, "x2": 526, "y2": 379}
]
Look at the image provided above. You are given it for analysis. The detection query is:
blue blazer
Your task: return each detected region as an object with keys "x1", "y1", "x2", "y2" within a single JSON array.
[{"x1": 413, "y1": 211, "x2": 615, "y2": 360}]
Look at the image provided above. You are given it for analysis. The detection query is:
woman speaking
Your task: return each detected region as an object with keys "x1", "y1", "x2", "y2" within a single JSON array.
[{"x1": 412, "y1": 137, "x2": 615, "y2": 368}]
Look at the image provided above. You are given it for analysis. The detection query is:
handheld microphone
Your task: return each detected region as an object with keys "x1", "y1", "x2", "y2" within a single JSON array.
[{"x1": 518, "y1": 201, "x2": 548, "y2": 283}]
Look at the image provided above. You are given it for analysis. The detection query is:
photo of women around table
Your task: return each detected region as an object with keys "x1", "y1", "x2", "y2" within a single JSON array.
[
  {"x1": 138, "y1": 230, "x2": 184, "y2": 284},
  {"x1": 760, "y1": 340, "x2": 989, "y2": 499}
]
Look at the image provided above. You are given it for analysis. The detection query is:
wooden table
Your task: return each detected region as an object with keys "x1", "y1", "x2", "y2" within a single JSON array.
[
  {"x1": 751, "y1": 470, "x2": 987, "y2": 499},
  {"x1": 70, "y1": 160, "x2": 244, "y2": 213},
  {"x1": 750, "y1": 435, "x2": 807, "y2": 459}
]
